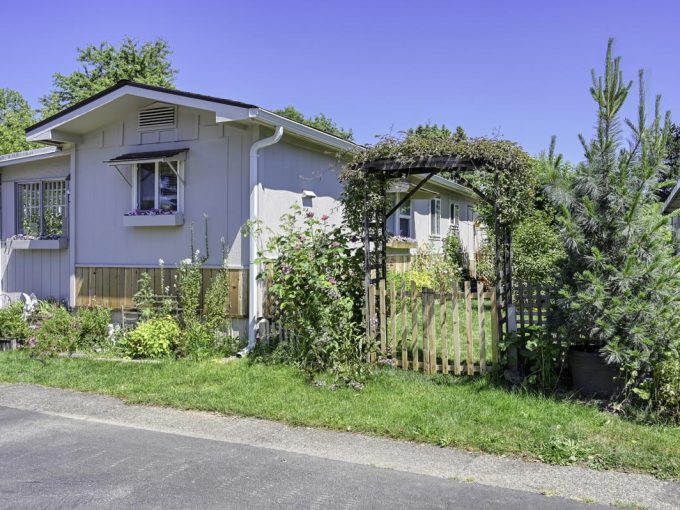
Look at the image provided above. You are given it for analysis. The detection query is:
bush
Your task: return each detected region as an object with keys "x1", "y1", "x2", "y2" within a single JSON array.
[
  {"x1": 35, "y1": 305, "x2": 80, "y2": 355},
  {"x1": 121, "y1": 316, "x2": 180, "y2": 359},
  {"x1": 443, "y1": 230, "x2": 465, "y2": 275},
  {"x1": 0, "y1": 302, "x2": 30, "y2": 341},
  {"x1": 653, "y1": 352, "x2": 680, "y2": 423},
  {"x1": 258, "y1": 205, "x2": 369, "y2": 382},
  {"x1": 76, "y1": 306, "x2": 111, "y2": 349}
]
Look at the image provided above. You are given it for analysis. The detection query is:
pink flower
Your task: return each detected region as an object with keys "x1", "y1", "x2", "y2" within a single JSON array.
[
  {"x1": 321, "y1": 214, "x2": 329, "y2": 221},
  {"x1": 306, "y1": 211, "x2": 315, "y2": 218}
]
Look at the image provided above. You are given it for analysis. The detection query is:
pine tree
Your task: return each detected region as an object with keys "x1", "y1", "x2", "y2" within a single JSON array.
[{"x1": 547, "y1": 40, "x2": 680, "y2": 403}]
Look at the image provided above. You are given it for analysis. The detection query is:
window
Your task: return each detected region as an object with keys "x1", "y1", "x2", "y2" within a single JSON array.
[
  {"x1": 133, "y1": 161, "x2": 181, "y2": 212},
  {"x1": 450, "y1": 203, "x2": 460, "y2": 227},
  {"x1": 430, "y1": 197, "x2": 441, "y2": 237},
  {"x1": 16, "y1": 180, "x2": 68, "y2": 238},
  {"x1": 395, "y1": 194, "x2": 411, "y2": 237}
]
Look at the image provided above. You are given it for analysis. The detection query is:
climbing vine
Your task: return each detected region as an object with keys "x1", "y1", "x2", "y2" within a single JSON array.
[{"x1": 340, "y1": 133, "x2": 536, "y2": 236}]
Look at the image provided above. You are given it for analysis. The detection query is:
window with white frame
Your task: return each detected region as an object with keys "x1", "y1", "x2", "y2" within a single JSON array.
[
  {"x1": 132, "y1": 161, "x2": 182, "y2": 213},
  {"x1": 430, "y1": 197, "x2": 441, "y2": 237},
  {"x1": 395, "y1": 194, "x2": 411, "y2": 237},
  {"x1": 16, "y1": 179, "x2": 68, "y2": 238},
  {"x1": 450, "y1": 202, "x2": 460, "y2": 227}
]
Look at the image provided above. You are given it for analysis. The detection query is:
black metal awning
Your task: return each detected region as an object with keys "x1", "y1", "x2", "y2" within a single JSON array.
[{"x1": 103, "y1": 148, "x2": 189, "y2": 165}]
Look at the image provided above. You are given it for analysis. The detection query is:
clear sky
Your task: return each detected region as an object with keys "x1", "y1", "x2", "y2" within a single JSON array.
[{"x1": 2, "y1": 0, "x2": 679, "y2": 162}]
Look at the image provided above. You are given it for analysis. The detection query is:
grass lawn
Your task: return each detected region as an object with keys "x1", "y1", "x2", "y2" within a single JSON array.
[{"x1": 1, "y1": 351, "x2": 678, "y2": 480}]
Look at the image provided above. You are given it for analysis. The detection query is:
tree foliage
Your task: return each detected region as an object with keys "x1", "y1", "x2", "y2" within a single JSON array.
[
  {"x1": 405, "y1": 123, "x2": 467, "y2": 142},
  {"x1": 40, "y1": 37, "x2": 177, "y2": 117},
  {"x1": 0, "y1": 88, "x2": 36, "y2": 155},
  {"x1": 545, "y1": 40, "x2": 680, "y2": 409},
  {"x1": 274, "y1": 105, "x2": 353, "y2": 141}
]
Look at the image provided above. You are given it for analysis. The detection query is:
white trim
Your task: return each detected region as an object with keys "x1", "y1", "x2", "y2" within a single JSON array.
[
  {"x1": 26, "y1": 85, "x2": 250, "y2": 142},
  {"x1": 249, "y1": 109, "x2": 357, "y2": 152},
  {"x1": 69, "y1": 148, "x2": 76, "y2": 307},
  {"x1": 132, "y1": 161, "x2": 183, "y2": 213},
  {"x1": 0, "y1": 147, "x2": 69, "y2": 167},
  {"x1": 430, "y1": 197, "x2": 442, "y2": 238}
]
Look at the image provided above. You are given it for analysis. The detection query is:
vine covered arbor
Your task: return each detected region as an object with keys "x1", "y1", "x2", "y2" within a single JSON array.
[{"x1": 342, "y1": 137, "x2": 536, "y2": 372}]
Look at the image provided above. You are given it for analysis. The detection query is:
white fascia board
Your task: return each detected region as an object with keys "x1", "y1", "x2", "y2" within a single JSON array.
[
  {"x1": 663, "y1": 180, "x2": 680, "y2": 214},
  {"x1": 248, "y1": 108, "x2": 358, "y2": 153},
  {"x1": 0, "y1": 147, "x2": 69, "y2": 167},
  {"x1": 408, "y1": 174, "x2": 477, "y2": 199},
  {"x1": 26, "y1": 85, "x2": 251, "y2": 142}
]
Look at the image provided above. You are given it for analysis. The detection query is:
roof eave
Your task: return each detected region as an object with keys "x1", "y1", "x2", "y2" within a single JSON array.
[
  {"x1": 0, "y1": 147, "x2": 69, "y2": 167},
  {"x1": 663, "y1": 180, "x2": 680, "y2": 214},
  {"x1": 250, "y1": 109, "x2": 358, "y2": 153}
]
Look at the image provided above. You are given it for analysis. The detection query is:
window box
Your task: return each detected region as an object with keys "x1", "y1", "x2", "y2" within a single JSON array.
[
  {"x1": 10, "y1": 237, "x2": 68, "y2": 250},
  {"x1": 123, "y1": 213, "x2": 184, "y2": 227},
  {"x1": 387, "y1": 238, "x2": 417, "y2": 250}
]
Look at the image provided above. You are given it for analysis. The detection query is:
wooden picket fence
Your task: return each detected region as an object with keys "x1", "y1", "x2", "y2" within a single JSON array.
[{"x1": 367, "y1": 280, "x2": 500, "y2": 375}]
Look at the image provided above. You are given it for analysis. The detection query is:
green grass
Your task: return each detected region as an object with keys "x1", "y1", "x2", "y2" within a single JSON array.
[{"x1": 1, "y1": 351, "x2": 678, "y2": 480}]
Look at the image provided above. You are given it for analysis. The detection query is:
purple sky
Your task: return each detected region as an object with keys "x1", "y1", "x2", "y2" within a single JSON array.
[{"x1": 2, "y1": 0, "x2": 679, "y2": 162}]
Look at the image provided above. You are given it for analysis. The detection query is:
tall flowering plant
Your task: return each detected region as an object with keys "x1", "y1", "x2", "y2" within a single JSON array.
[{"x1": 256, "y1": 205, "x2": 369, "y2": 382}]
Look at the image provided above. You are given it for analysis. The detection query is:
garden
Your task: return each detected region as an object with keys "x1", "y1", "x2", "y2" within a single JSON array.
[{"x1": 0, "y1": 41, "x2": 678, "y2": 479}]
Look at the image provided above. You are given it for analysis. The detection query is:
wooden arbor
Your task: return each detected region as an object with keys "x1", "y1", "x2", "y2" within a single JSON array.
[{"x1": 358, "y1": 155, "x2": 518, "y2": 363}]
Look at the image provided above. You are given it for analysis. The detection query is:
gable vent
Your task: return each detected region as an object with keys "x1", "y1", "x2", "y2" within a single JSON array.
[{"x1": 138, "y1": 104, "x2": 176, "y2": 130}]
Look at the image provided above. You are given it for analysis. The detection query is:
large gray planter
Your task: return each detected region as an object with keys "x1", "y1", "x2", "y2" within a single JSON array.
[{"x1": 568, "y1": 347, "x2": 624, "y2": 398}]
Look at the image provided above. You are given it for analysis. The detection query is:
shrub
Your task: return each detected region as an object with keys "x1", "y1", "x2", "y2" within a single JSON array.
[
  {"x1": 544, "y1": 41, "x2": 680, "y2": 411},
  {"x1": 653, "y1": 352, "x2": 680, "y2": 423},
  {"x1": 0, "y1": 302, "x2": 30, "y2": 341},
  {"x1": 506, "y1": 326, "x2": 568, "y2": 393},
  {"x1": 121, "y1": 316, "x2": 180, "y2": 359},
  {"x1": 204, "y1": 262, "x2": 231, "y2": 333},
  {"x1": 443, "y1": 230, "x2": 465, "y2": 275},
  {"x1": 258, "y1": 205, "x2": 369, "y2": 382},
  {"x1": 76, "y1": 306, "x2": 111, "y2": 349},
  {"x1": 35, "y1": 305, "x2": 80, "y2": 355}
]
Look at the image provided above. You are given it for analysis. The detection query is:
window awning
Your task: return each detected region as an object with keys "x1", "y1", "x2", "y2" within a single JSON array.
[
  {"x1": 104, "y1": 148, "x2": 188, "y2": 187},
  {"x1": 103, "y1": 148, "x2": 188, "y2": 166}
]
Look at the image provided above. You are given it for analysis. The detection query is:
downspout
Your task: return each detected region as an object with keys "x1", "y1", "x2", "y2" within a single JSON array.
[{"x1": 246, "y1": 125, "x2": 284, "y2": 352}]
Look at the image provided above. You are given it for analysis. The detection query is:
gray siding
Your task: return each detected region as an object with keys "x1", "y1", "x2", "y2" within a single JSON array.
[{"x1": 0, "y1": 156, "x2": 71, "y2": 301}]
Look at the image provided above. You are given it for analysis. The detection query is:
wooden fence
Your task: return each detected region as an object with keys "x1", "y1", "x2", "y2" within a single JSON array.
[
  {"x1": 367, "y1": 280, "x2": 500, "y2": 375},
  {"x1": 515, "y1": 282, "x2": 553, "y2": 330},
  {"x1": 74, "y1": 266, "x2": 248, "y2": 317}
]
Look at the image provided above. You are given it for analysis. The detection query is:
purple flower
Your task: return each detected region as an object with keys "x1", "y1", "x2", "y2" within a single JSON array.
[
  {"x1": 328, "y1": 276, "x2": 337, "y2": 285},
  {"x1": 321, "y1": 214, "x2": 329, "y2": 221},
  {"x1": 282, "y1": 265, "x2": 292, "y2": 274},
  {"x1": 306, "y1": 211, "x2": 315, "y2": 218}
]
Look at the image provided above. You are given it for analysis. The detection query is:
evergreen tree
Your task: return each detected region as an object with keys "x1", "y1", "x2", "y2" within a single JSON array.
[{"x1": 546, "y1": 40, "x2": 680, "y2": 404}]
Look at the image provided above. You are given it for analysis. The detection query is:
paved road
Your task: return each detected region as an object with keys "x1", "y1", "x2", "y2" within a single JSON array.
[{"x1": 0, "y1": 406, "x2": 599, "y2": 510}]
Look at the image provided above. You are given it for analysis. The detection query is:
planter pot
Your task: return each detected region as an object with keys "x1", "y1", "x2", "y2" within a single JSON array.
[
  {"x1": 387, "y1": 239, "x2": 417, "y2": 250},
  {"x1": 568, "y1": 346, "x2": 624, "y2": 398},
  {"x1": 0, "y1": 338, "x2": 18, "y2": 352}
]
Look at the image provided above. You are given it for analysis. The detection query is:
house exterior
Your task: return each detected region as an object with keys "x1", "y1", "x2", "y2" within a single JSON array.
[
  {"x1": 0, "y1": 80, "x2": 480, "y2": 345},
  {"x1": 663, "y1": 179, "x2": 680, "y2": 253},
  {"x1": 386, "y1": 174, "x2": 482, "y2": 274}
]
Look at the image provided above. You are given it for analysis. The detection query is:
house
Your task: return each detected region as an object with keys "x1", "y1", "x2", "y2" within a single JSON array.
[
  {"x1": 0, "y1": 80, "x2": 480, "y2": 346},
  {"x1": 663, "y1": 179, "x2": 680, "y2": 253},
  {"x1": 386, "y1": 174, "x2": 482, "y2": 274}
]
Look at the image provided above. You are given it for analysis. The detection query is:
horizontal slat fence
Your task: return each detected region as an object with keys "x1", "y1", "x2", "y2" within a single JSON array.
[
  {"x1": 368, "y1": 280, "x2": 499, "y2": 376},
  {"x1": 74, "y1": 266, "x2": 248, "y2": 317}
]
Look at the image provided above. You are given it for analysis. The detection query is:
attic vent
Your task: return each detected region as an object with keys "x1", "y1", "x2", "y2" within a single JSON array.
[{"x1": 138, "y1": 104, "x2": 176, "y2": 131}]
